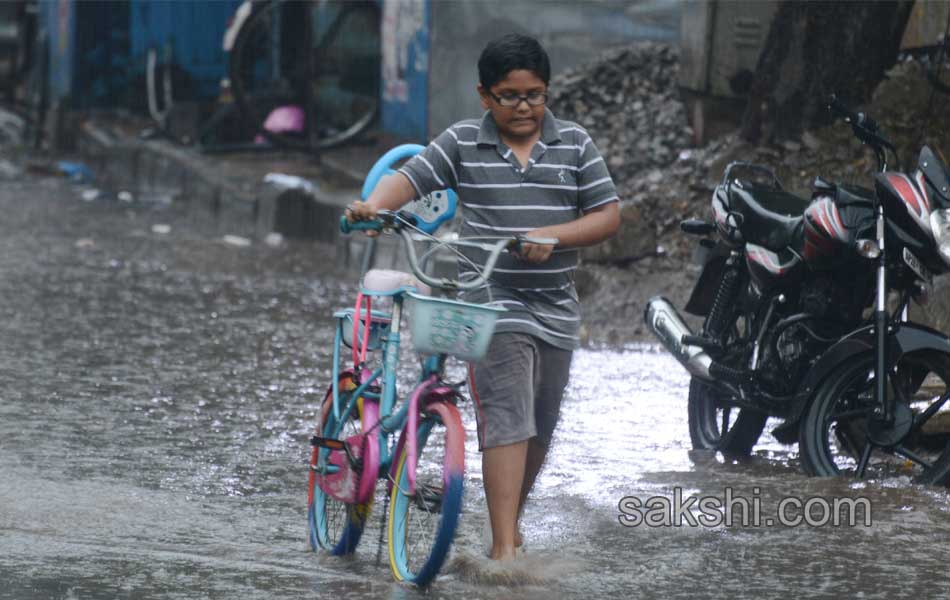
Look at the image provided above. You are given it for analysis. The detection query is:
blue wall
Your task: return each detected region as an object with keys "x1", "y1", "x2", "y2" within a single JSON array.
[
  {"x1": 129, "y1": 0, "x2": 242, "y2": 100},
  {"x1": 40, "y1": 0, "x2": 241, "y2": 106}
]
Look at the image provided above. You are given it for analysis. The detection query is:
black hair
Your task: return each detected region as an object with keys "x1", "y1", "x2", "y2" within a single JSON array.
[{"x1": 477, "y1": 34, "x2": 551, "y2": 90}]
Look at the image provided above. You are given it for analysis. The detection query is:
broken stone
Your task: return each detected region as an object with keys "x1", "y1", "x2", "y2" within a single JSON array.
[{"x1": 222, "y1": 234, "x2": 252, "y2": 247}]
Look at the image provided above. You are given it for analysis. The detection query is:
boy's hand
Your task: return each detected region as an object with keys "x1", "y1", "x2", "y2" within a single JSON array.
[
  {"x1": 345, "y1": 201, "x2": 379, "y2": 237},
  {"x1": 516, "y1": 237, "x2": 555, "y2": 263}
]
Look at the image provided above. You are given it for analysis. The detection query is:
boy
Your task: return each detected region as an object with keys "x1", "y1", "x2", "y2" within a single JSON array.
[{"x1": 346, "y1": 33, "x2": 620, "y2": 561}]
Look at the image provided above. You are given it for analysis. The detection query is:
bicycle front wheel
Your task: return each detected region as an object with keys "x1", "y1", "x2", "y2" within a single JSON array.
[
  {"x1": 307, "y1": 383, "x2": 371, "y2": 554},
  {"x1": 388, "y1": 402, "x2": 465, "y2": 587}
]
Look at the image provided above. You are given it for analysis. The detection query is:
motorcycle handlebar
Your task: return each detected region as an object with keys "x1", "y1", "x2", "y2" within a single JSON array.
[{"x1": 827, "y1": 94, "x2": 896, "y2": 159}]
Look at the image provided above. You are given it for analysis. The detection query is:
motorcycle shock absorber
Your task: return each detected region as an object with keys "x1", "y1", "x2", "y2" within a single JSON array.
[{"x1": 704, "y1": 253, "x2": 743, "y2": 340}]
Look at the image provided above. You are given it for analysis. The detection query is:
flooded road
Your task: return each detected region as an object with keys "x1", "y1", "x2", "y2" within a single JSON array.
[{"x1": 2, "y1": 178, "x2": 950, "y2": 599}]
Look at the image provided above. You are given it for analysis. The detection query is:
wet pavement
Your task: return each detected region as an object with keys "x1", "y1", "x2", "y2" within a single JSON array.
[{"x1": 2, "y1": 177, "x2": 950, "y2": 599}]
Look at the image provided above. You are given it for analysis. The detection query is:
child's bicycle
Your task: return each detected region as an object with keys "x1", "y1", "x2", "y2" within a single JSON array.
[{"x1": 306, "y1": 184, "x2": 556, "y2": 584}]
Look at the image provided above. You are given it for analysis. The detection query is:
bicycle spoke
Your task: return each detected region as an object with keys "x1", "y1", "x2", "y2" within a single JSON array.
[
  {"x1": 409, "y1": 504, "x2": 425, "y2": 566},
  {"x1": 408, "y1": 487, "x2": 436, "y2": 569}
]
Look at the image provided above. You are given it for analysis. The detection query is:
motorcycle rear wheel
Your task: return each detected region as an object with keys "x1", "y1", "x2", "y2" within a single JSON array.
[{"x1": 688, "y1": 377, "x2": 768, "y2": 457}]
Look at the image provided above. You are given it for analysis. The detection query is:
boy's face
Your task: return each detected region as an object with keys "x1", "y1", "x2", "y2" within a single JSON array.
[{"x1": 478, "y1": 69, "x2": 547, "y2": 143}]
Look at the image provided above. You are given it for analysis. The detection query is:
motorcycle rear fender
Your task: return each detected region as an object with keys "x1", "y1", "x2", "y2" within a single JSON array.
[
  {"x1": 788, "y1": 322, "x2": 950, "y2": 420},
  {"x1": 684, "y1": 251, "x2": 729, "y2": 317}
]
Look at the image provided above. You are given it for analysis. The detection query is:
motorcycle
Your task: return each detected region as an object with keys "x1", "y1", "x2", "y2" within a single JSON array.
[
  {"x1": 645, "y1": 97, "x2": 950, "y2": 481},
  {"x1": 797, "y1": 101, "x2": 950, "y2": 483}
]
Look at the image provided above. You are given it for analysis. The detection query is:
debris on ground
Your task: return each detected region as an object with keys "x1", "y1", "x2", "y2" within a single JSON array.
[
  {"x1": 0, "y1": 108, "x2": 25, "y2": 147},
  {"x1": 264, "y1": 232, "x2": 284, "y2": 247},
  {"x1": 81, "y1": 188, "x2": 101, "y2": 202},
  {"x1": 263, "y1": 172, "x2": 319, "y2": 194},
  {"x1": 222, "y1": 234, "x2": 252, "y2": 247},
  {"x1": 0, "y1": 159, "x2": 21, "y2": 180},
  {"x1": 56, "y1": 161, "x2": 94, "y2": 183}
]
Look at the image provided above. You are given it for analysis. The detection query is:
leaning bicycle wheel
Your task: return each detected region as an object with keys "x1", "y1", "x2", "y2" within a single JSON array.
[
  {"x1": 229, "y1": 0, "x2": 380, "y2": 151},
  {"x1": 800, "y1": 350, "x2": 950, "y2": 484},
  {"x1": 307, "y1": 380, "x2": 371, "y2": 554},
  {"x1": 388, "y1": 402, "x2": 465, "y2": 587}
]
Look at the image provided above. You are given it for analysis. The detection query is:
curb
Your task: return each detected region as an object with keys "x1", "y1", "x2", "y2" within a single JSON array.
[{"x1": 76, "y1": 120, "x2": 375, "y2": 268}]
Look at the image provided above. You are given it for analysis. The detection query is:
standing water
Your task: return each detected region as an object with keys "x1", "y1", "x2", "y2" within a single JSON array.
[{"x1": 2, "y1": 179, "x2": 950, "y2": 599}]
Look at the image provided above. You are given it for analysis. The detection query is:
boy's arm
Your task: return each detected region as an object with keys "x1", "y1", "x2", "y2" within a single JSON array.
[{"x1": 520, "y1": 202, "x2": 621, "y2": 263}]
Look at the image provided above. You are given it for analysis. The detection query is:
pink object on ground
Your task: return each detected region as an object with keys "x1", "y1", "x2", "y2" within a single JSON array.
[{"x1": 263, "y1": 105, "x2": 305, "y2": 133}]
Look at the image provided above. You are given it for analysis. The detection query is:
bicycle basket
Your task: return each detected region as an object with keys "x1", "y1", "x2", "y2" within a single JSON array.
[
  {"x1": 406, "y1": 292, "x2": 506, "y2": 361},
  {"x1": 334, "y1": 308, "x2": 392, "y2": 350}
]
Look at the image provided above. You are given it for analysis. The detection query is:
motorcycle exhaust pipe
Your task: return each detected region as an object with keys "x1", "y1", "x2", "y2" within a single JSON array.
[{"x1": 644, "y1": 296, "x2": 712, "y2": 380}]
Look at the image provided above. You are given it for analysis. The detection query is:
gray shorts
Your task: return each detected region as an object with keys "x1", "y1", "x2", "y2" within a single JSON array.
[{"x1": 468, "y1": 332, "x2": 573, "y2": 451}]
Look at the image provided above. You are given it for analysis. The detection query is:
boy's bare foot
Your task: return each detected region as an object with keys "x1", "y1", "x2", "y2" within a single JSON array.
[
  {"x1": 489, "y1": 546, "x2": 519, "y2": 561},
  {"x1": 489, "y1": 532, "x2": 525, "y2": 560}
]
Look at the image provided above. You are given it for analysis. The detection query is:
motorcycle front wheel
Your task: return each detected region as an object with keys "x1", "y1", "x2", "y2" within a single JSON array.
[{"x1": 799, "y1": 349, "x2": 950, "y2": 484}]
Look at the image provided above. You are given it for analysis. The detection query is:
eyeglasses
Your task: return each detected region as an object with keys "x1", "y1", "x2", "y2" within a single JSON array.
[{"x1": 486, "y1": 90, "x2": 548, "y2": 108}]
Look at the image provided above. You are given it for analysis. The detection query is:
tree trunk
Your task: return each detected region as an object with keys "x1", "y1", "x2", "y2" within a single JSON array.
[{"x1": 740, "y1": 0, "x2": 915, "y2": 143}]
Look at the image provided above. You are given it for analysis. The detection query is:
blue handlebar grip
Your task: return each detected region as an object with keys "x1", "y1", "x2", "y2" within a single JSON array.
[{"x1": 339, "y1": 215, "x2": 382, "y2": 234}]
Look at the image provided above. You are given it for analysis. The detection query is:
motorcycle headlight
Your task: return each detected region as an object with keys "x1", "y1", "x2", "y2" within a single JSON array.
[{"x1": 930, "y1": 209, "x2": 950, "y2": 266}]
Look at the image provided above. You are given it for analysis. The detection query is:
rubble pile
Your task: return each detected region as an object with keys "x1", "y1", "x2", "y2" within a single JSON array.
[{"x1": 549, "y1": 42, "x2": 691, "y2": 183}]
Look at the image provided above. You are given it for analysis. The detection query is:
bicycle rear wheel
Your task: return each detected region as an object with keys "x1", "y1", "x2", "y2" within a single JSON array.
[
  {"x1": 388, "y1": 402, "x2": 465, "y2": 587},
  {"x1": 229, "y1": 0, "x2": 380, "y2": 151},
  {"x1": 307, "y1": 380, "x2": 371, "y2": 554},
  {"x1": 688, "y1": 377, "x2": 768, "y2": 457}
]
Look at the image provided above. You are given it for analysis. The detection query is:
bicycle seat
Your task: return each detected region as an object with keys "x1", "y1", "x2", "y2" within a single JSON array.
[{"x1": 361, "y1": 269, "x2": 432, "y2": 296}]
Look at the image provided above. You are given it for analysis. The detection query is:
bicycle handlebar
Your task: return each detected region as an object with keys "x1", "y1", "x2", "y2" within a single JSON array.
[{"x1": 339, "y1": 210, "x2": 558, "y2": 291}]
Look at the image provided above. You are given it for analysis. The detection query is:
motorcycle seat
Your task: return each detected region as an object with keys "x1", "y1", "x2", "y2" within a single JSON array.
[{"x1": 727, "y1": 180, "x2": 808, "y2": 252}]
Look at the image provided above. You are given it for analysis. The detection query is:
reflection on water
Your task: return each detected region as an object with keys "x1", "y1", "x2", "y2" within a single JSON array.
[{"x1": 2, "y1": 180, "x2": 950, "y2": 599}]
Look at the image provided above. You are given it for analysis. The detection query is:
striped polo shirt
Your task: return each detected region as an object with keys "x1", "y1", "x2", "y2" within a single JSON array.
[{"x1": 398, "y1": 108, "x2": 619, "y2": 350}]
